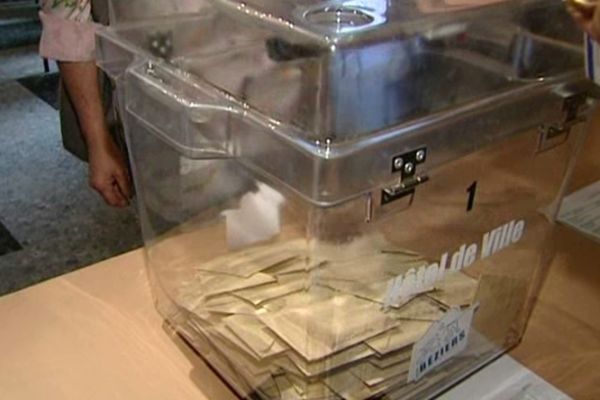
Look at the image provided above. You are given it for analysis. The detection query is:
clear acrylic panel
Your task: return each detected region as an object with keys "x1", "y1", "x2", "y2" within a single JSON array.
[{"x1": 99, "y1": 0, "x2": 594, "y2": 398}]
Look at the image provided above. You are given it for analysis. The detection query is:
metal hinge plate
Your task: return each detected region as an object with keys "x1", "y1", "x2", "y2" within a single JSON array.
[{"x1": 383, "y1": 147, "x2": 429, "y2": 206}]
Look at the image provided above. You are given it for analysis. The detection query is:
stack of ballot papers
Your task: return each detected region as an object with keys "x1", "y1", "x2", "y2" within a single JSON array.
[{"x1": 178, "y1": 236, "x2": 479, "y2": 399}]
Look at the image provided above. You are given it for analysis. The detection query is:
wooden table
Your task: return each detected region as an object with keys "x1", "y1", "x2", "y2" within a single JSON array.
[
  {"x1": 0, "y1": 248, "x2": 237, "y2": 400},
  {"x1": 1, "y1": 117, "x2": 599, "y2": 400}
]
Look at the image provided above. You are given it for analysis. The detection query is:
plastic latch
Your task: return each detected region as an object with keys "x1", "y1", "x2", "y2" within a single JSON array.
[{"x1": 383, "y1": 147, "x2": 429, "y2": 205}]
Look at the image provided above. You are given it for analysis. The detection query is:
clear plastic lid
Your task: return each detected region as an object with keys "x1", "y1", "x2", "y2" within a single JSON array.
[
  {"x1": 99, "y1": 0, "x2": 586, "y2": 202},
  {"x1": 208, "y1": 0, "x2": 514, "y2": 46},
  {"x1": 102, "y1": 0, "x2": 584, "y2": 149},
  {"x1": 154, "y1": 0, "x2": 581, "y2": 142}
]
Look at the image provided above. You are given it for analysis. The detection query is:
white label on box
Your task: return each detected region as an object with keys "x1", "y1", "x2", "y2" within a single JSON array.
[
  {"x1": 384, "y1": 219, "x2": 525, "y2": 308},
  {"x1": 408, "y1": 305, "x2": 477, "y2": 382},
  {"x1": 558, "y1": 180, "x2": 600, "y2": 241}
]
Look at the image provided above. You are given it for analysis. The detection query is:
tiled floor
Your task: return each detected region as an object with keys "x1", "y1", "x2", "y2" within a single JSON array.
[
  {"x1": 0, "y1": 19, "x2": 40, "y2": 50},
  {"x1": 0, "y1": 44, "x2": 57, "y2": 81},
  {"x1": 0, "y1": 47, "x2": 142, "y2": 295}
]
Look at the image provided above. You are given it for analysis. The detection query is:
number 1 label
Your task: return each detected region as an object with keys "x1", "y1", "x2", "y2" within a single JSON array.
[{"x1": 466, "y1": 181, "x2": 478, "y2": 212}]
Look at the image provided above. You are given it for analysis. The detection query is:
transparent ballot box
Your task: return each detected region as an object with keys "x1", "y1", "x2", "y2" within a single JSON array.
[{"x1": 97, "y1": 1, "x2": 594, "y2": 398}]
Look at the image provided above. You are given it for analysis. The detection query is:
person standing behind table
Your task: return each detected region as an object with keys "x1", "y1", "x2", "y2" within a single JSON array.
[
  {"x1": 40, "y1": 0, "x2": 131, "y2": 207},
  {"x1": 39, "y1": 0, "x2": 132, "y2": 208}
]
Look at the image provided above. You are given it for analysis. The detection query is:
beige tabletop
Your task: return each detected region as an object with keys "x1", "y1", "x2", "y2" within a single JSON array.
[
  {"x1": 0, "y1": 247, "x2": 238, "y2": 400},
  {"x1": 1, "y1": 120, "x2": 599, "y2": 400}
]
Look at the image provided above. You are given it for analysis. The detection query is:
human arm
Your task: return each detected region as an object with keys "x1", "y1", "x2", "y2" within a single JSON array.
[
  {"x1": 58, "y1": 61, "x2": 131, "y2": 207},
  {"x1": 39, "y1": 0, "x2": 131, "y2": 207}
]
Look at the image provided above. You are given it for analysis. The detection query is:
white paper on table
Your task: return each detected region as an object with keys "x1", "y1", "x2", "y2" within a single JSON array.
[
  {"x1": 557, "y1": 180, "x2": 600, "y2": 242},
  {"x1": 439, "y1": 355, "x2": 572, "y2": 400}
]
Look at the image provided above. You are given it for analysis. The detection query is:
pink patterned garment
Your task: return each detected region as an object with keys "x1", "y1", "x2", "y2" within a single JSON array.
[
  {"x1": 39, "y1": 0, "x2": 206, "y2": 62},
  {"x1": 39, "y1": 0, "x2": 99, "y2": 62}
]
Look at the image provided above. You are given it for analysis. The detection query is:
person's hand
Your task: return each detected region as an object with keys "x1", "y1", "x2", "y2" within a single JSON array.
[
  {"x1": 567, "y1": 0, "x2": 600, "y2": 41},
  {"x1": 88, "y1": 136, "x2": 132, "y2": 208}
]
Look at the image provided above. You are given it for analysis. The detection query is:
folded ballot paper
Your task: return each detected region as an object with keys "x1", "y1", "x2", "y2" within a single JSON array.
[{"x1": 178, "y1": 234, "x2": 480, "y2": 399}]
